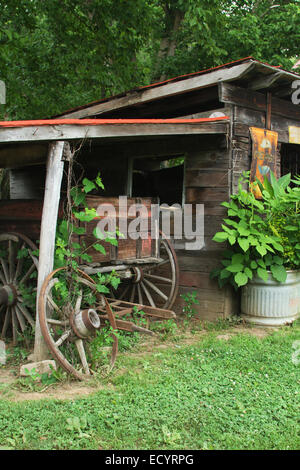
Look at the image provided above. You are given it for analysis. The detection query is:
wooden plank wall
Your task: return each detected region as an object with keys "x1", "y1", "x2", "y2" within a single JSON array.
[
  {"x1": 9, "y1": 165, "x2": 46, "y2": 199},
  {"x1": 173, "y1": 131, "x2": 239, "y2": 320}
]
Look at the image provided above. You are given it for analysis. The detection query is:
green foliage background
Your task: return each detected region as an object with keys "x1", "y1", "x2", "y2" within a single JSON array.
[{"x1": 0, "y1": 0, "x2": 299, "y2": 120}]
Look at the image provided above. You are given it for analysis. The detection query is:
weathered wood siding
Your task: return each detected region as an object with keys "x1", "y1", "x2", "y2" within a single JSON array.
[{"x1": 171, "y1": 131, "x2": 239, "y2": 320}]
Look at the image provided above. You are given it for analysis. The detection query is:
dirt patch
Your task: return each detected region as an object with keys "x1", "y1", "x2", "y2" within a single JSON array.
[
  {"x1": 8, "y1": 383, "x2": 101, "y2": 402},
  {"x1": 0, "y1": 368, "x2": 16, "y2": 384},
  {"x1": 217, "y1": 334, "x2": 232, "y2": 341},
  {"x1": 0, "y1": 367, "x2": 109, "y2": 402},
  {"x1": 233, "y1": 325, "x2": 278, "y2": 338},
  {"x1": 217, "y1": 326, "x2": 277, "y2": 341}
]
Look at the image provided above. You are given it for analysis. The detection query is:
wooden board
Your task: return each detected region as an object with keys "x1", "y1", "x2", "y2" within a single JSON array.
[
  {"x1": 0, "y1": 121, "x2": 229, "y2": 144},
  {"x1": 219, "y1": 82, "x2": 300, "y2": 122},
  {"x1": 79, "y1": 196, "x2": 158, "y2": 263},
  {"x1": 185, "y1": 169, "x2": 228, "y2": 187},
  {"x1": 0, "y1": 199, "x2": 64, "y2": 241}
]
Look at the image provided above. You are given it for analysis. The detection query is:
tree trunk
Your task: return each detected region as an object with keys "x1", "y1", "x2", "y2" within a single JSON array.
[{"x1": 155, "y1": 9, "x2": 184, "y2": 82}]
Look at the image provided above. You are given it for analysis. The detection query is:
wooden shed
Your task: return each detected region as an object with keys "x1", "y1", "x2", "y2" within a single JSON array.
[{"x1": 0, "y1": 56, "x2": 300, "y2": 323}]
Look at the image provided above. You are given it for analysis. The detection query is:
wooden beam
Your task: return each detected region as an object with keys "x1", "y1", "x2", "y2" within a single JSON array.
[
  {"x1": 249, "y1": 71, "x2": 283, "y2": 91},
  {"x1": 105, "y1": 85, "x2": 220, "y2": 119},
  {"x1": 266, "y1": 92, "x2": 272, "y2": 130},
  {"x1": 59, "y1": 62, "x2": 254, "y2": 118},
  {"x1": 80, "y1": 134, "x2": 227, "y2": 163},
  {"x1": 34, "y1": 141, "x2": 65, "y2": 361},
  {"x1": 0, "y1": 121, "x2": 229, "y2": 144},
  {"x1": 219, "y1": 82, "x2": 300, "y2": 122}
]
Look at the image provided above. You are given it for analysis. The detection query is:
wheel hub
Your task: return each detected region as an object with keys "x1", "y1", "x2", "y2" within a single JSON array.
[
  {"x1": 132, "y1": 267, "x2": 144, "y2": 284},
  {"x1": 72, "y1": 308, "x2": 101, "y2": 338},
  {"x1": 0, "y1": 284, "x2": 18, "y2": 306}
]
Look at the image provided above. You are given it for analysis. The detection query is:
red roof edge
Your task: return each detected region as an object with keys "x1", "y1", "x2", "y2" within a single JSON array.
[{"x1": 0, "y1": 117, "x2": 229, "y2": 128}]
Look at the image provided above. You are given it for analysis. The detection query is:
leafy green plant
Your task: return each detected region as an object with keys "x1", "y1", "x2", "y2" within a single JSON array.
[
  {"x1": 65, "y1": 416, "x2": 90, "y2": 439},
  {"x1": 257, "y1": 173, "x2": 300, "y2": 271},
  {"x1": 150, "y1": 318, "x2": 178, "y2": 341},
  {"x1": 55, "y1": 172, "x2": 121, "y2": 297},
  {"x1": 6, "y1": 344, "x2": 29, "y2": 364},
  {"x1": 211, "y1": 171, "x2": 300, "y2": 289},
  {"x1": 181, "y1": 291, "x2": 199, "y2": 326},
  {"x1": 23, "y1": 365, "x2": 59, "y2": 385}
]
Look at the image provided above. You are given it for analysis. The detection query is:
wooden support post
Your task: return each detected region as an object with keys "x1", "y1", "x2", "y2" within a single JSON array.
[
  {"x1": 34, "y1": 141, "x2": 65, "y2": 361},
  {"x1": 266, "y1": 92, "x2": 272, "y2": 130}
]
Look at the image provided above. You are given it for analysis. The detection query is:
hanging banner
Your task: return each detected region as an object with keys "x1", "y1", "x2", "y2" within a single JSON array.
[
  {"x1": 249, "y1": 127, "x2": 278, "y2": 199},
  {"x1": 289, "y1": 126, "x2": 300, "y2": 145}
]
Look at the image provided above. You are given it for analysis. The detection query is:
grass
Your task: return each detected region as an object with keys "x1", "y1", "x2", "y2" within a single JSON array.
[{"x1": 0, "y1": 320, "x2": 299, "y2": 450}]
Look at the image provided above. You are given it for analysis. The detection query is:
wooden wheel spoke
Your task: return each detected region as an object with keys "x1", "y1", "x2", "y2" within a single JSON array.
[
  {"x1": 11, "y1": 309, "x2": 18, "y2": 345},
  {"x1": 137, "y1": 284, "x2": 143, "y2": 304},
  {"x1": 47, "y1": 295, "x2": 61, "y2": 315},
  {"x1": 130, "y1": 284, "x2": 136, "y2": 303},
  {"x1": 8, "y1": 240, "x2": 17, "y2": 281},
  {"x1": 0, "y1": 271, "x2": 6, "y2": 285},
  {"x1": 55, "y1": 329, "x2": 71, "y2": 347},
  {"x1": 140, "y1": 281, "x2": 156, "y2": 307},
  {"x1": 75, "y1": 290, "x2": 83, "y2": 314},
  {"x1": 143, "y1": 278, "x2": 168, "y2": 301},
  {"x1": 47, "y1": 318, "x2": 69, "y2": 326},
  {"x1": 0, "y1": 258, "x2": 9, "y2": 283},
  {"x1": 144, "y1": 273, "x2": 173, "y2": 284},
  {"x1": 143, "y1": 259, "x2": 169, "y2": 273},
  {"x1": 16, "y1": 303, "x2": 35, "y2": 327},
  {"x1": 19, "y1": 263, "x2": 36, "y2": 285},
  {"x1": 75, "y1": 339, "x2": 90, "y2": 375},
  {"x1": 29, "y1": 252, "x2": 39, "y2": 269},
  {"x1": 14, "y1": 306, "x2": 27, "y2": 334},
  {"x1": 1, "y1": 308, "x2": 11, "y2": 338},
  {"x1": 14, "y1": 243, "x2": 25, "y2": 282}
]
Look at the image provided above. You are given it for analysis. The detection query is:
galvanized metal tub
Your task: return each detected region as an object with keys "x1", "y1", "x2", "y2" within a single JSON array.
[{"x1": 241, "y1": 270, "x2": 300, "y2": 326}]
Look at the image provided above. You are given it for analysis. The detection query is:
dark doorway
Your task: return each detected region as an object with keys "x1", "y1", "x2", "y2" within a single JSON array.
[
  {"x1": 281, "y1": 144, "x2": 300, "y2": 183},
  {"x1": 132, "y1": 157, "x2": 185, "y2": 206}
]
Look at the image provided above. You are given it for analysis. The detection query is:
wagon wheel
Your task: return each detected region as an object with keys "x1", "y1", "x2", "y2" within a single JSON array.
[
  {"x1": 113, "y1": 235, "x2": 179, "y2": 309},
  {"x1": 0, "y1": 232, "x2": 38, "y2": 345},
  {"x1": 38, "y1": 267, "x2": 118, "y2": 380}
]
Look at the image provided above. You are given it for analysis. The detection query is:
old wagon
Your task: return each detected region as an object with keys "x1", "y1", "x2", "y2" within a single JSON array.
[{"x1": 0, "y1": 180, "x2": 180, "y2": 378}]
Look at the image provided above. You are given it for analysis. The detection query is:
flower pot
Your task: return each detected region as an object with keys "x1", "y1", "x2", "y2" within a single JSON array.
[{"x1": 241, "y1": 270, "x2": 300, "y2": 326}]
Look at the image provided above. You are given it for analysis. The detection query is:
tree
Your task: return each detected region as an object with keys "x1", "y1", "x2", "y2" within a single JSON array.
[
  {"x1": 0, "y1": 0, "x2": 299, "y2": 120},
  {"x1": 0, "y1": 0, "x2": 157, "y2": 119},
  {"x1": 151, "y1": 0, "x2": 300, "y2": 81}
]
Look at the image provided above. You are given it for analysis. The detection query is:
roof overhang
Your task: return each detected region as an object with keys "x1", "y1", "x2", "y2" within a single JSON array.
[
  {"x1": 54, "y1": 58, "x2": 300, "y2": 119},
  {"x1": 0, "y1": 117, "x2": 229, "y2": 144},
  {"x1": 0, "y1": 117, "x2": 229, "y2": 168}
]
